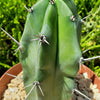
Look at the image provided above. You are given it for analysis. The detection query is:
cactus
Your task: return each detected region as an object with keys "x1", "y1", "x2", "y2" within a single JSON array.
[
  {"x1": 19, "y1": 0, "x2": 82, "y2": 100},
  {"x1": 1, "y1": 0, "x2": 83, "y2": 100},
  {"x1": 20, "y1": 0, "x2": 82, "y2": 99}
]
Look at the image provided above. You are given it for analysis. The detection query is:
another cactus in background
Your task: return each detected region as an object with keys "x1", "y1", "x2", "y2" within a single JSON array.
[{"x1": 1, "y1": 0, "x2": 82, "y2": 100}]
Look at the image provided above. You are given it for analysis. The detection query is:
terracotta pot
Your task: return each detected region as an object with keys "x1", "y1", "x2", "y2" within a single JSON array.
[
  {"x1": 0, "y1": 63, "x2": 22, "y2": 99},
  {"x1": 0, "y1": 63, "x2": 100, "y2": 99}
]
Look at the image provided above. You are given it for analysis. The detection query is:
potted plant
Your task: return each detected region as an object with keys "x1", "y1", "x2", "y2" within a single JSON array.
[
  {"x1": 0, "y1": 63, "x2": 100, "y2": 100},
  {"x1": 0, "y1": 0, "x2": 100, "y2": 100}
]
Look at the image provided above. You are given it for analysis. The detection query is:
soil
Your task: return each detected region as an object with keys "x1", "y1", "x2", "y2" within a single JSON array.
[
  {"x1": 1, "y1": 72, "x2": 100, "y2": 100},
  {"x1": 72, "y1": 73, "x2": 100, "y2": 100},
  {"x1": 72, "y1": 73, "x2": 93, "y2": 100}
]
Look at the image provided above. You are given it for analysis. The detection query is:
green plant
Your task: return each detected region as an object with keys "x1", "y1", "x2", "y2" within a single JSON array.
[
  {"x1": 1, "y1": 0, "x2": 100, "y2": 100},
  {"x1": 17, "y1": 0, "x2": 82, "y2": 100},
  {"x1": 0, "y1": 0, "x2": 100, "y2": 78},
  {"x1": 74, "y1": 0, "x2": 100, "y2": 17},
  {"x1": 1, "y1": 0, "x2": 82, "y2": 99}
]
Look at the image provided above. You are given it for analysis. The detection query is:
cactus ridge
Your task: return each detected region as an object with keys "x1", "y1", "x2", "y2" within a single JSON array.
[{"x1": 20, "y1": 0, "x2": 82, "y2": 100}]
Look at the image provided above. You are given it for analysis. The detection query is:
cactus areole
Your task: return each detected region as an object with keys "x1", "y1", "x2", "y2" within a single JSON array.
[{"x1": 20, "y1": 0, "x2": 82, "y2": 100}]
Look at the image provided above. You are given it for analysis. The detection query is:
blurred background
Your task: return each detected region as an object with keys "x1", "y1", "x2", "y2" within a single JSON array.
[{"x1": 0, "y1": 0, "x2": 100, "y2": 77}]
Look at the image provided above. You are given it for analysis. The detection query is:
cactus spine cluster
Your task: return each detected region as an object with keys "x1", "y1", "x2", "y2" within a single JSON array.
[{"x1": 20, "y1": 0, "x2": 82, "y2": 100}]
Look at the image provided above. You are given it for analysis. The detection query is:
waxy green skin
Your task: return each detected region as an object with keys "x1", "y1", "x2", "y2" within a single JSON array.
[{"x1": 20, "y1": 0, "x2": 82, "y2": 100}]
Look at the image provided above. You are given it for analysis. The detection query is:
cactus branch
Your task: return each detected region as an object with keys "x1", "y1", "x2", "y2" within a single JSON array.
[
  {"x1": 0, "y1": 28, "x2": 20, "y2": 46},
  {"x1": 73, "y1": 89, "x2": 91, "y2": 100}
]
